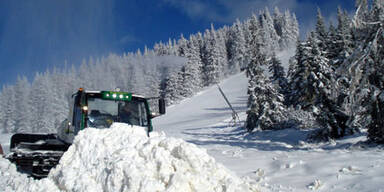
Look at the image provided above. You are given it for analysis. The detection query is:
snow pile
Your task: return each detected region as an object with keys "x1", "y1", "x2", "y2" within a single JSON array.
[
  {"x1": 49, "y1": 123, "x2": 258, "y2": 192},
  {"x1": 0, "y1": 157, "x2": 60, "y2": 192},
  {"x1": 0, "y1": 123, "x2": 258, "y2": 192}
]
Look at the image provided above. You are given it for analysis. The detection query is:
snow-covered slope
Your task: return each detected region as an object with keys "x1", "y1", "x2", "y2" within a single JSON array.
[{"x1": 154, "y1": 72, "x2": 384, "y2": 192}]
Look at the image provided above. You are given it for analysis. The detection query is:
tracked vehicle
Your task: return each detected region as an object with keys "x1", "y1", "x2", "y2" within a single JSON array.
[{"x1": 6, "y1": 88, "x2": 165, "y2": 178}]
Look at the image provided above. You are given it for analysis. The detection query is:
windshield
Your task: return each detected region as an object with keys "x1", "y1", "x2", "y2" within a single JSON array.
[{"x1": 87, "y1": 98, "x2": 148, "y2": 128}]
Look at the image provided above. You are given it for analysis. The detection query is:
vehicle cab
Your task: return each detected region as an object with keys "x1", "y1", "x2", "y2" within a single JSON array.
[{"x1": 59, "y1": 88, "x2": 165, "y2": 143}]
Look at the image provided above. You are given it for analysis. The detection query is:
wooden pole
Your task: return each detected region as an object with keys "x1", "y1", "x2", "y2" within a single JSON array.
[{"x1": 217, "y1": 84, "x2": 240, "y2": 126}]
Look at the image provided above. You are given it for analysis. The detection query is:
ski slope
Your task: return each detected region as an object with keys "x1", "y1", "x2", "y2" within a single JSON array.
[{"x1": 154, "y1": 72, "x2": 384, "y2": 192}]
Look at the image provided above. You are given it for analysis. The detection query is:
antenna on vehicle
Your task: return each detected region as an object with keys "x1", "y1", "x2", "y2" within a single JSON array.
[{"x1": 217, "y1": 84, "x2": 240, "y2": 127}]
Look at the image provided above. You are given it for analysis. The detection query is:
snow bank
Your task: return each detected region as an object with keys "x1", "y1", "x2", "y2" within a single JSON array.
[
  {"x1": 0, "y1": 123, "x2": 258, "y2": 192},
  {"x1": 0, "y1": 157, "x2": 60, "y2": 192}
]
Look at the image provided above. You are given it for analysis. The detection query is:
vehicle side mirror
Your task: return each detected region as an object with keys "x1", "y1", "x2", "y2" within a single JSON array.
[{"x1": 159, "y1": 98, "x2": 166, "y2": 115}]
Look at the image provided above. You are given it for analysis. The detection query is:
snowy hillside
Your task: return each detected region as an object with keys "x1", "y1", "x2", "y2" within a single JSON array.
[{"x1": 154, "y1": 72, "x2": 384, "y2": 192}]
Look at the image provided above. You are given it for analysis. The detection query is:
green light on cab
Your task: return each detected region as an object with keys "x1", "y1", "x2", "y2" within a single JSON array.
[{"x1": 101, "y1": 91, "x2": 132, "y2": 101}]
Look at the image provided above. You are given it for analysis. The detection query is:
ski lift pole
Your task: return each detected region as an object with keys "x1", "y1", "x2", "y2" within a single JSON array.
[{"x1": 217, "y1": 84, "x2": 240, "y2": 126}]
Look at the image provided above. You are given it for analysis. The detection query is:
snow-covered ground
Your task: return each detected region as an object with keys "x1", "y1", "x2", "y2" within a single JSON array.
[
  {"x1": 1, "y1": 72, "x2": 384, "y2": 191},
  {"x1": 154, "y1": 73, "x2": 384, "y2": 192}
]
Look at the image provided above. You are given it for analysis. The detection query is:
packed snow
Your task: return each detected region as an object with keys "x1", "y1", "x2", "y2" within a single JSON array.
[
  {"x1": 154, "y1": 72, "x2": 384, "y2": 192},
  {"x1": 0, "y1": 123, "x2": 258, "y2": 192}
]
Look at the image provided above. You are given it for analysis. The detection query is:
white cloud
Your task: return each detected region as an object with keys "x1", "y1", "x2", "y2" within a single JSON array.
[
  {"x1": 119, "y1": 34, "x2": 140, "y2": 45},
  {"x1": 161, "y1": 0, "x2": 222, "y2": 22},
  {"x1": 162, "y1": 0, "x2": 299, "y2": 23}
]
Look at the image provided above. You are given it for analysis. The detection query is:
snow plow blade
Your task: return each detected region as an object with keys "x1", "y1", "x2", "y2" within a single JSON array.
[{"x1": 7, "y1": 133, "x2": 70, "y2": 179}]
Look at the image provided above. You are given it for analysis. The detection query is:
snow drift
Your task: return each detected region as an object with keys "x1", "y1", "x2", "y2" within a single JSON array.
[{"x1": 0, "y1": 123, "x2": 258, "y2": 192}]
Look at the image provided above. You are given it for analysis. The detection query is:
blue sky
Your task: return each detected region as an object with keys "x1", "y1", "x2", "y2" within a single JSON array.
[{"x1": 0, "y1": 0, "x2": 355, "y2": 87}]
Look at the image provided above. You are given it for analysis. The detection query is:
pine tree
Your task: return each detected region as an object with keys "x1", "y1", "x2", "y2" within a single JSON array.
[
  {"x1": 246, "y1": 50, "x2": 286, "y2": 131},
  {"x1": 29, "y1": 72, "x2": 56, "y2": 133},
  {"x1": 371, "y1": 0, "x2": 384, "y2": 22},
  {"x1": 51, "y1": 69, "x2": 71, "y2": 129},
  {"x1": 366, "y1": 2, "x2": 384, "y2": 142},
  {"x1": 0, "y1": 85, "x2": 16, "y2": 133},
  {"x1": 228, "y1": 19, "x2": 247, "y2": 73},
  {"x1": 283, "y1": 11, "x2": 299, "y2": 49},
  {"x1": 287, "y1": 40, "x2": 308, "y2": 107},
  {"x1": 215, "y1": 28, "x2": 229, "y2": 76},
  {"x1": 14, "y1": 76, "x2": 31, "y2": 133},
  {"x1": 0, "y1": 90, "x2": 5, "y2": 133},
  {"x1": 368, "y1": 91, "x2": 384, "y2": 143},
  {"x1": 202, "y1": 26, "x2": 222, "y2": 86},
  {"x1": 242, "y1": 19, "x2": 252, "y2": 68},
  {"x1": 268, "y1": 53, "x2": 288, "y2": 95},
  {"x1": 163, "y1": 71, "x2": 184, "y2": 105},
  {"x1": 177, "y1": 34, "x2": 188, "y2": 57},
  {"x1": 259, "y1": 8, "x2": 280, "y2": 55},
  {"x1": 246, "y1": 16, "x2": 287, "y2": 131},
  {"x1": 153, "y1": 41, "x2": 168, "y2": 56},
  {"x1": 315, "y1": 8, "x2": 328, "y2": 51},
  {"x1": 339, "y1": 0, "x2": 384, "y2": 134},
  {"x1": 288, "y1": 33, "x2": 335, "y2": 111},
  {"x1": 273, "y1": 7, "x2": 284, "y2": 38},
  {"x1": 333, "y1": 7, "x2": 353, "y2": 69},
  {"x1": 182, "y1": 34, "x2": 203, "y2": 95}
]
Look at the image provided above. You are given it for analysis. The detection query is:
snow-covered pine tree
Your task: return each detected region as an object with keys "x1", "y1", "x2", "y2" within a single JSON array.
[
  {"x1": 0, "y1": 85, "x2": 16, "y2": 133},
  {"x1": 287, "y1": 40, "x2": 309, "y2": 107},
  {"x1": 246, "y1": 50, "x2": 287, "y2": 131},
  {"x1": 288, "y1": 33, "x2": 336, "y2": 111},
  {"x1": 336, "y1": 0, "x2": 384, "y2": 134},
  {"x1": 368, "y1": 92, "x2": 384, "y2": 143},
  {"x1": 177, "y1": 34, "x2": 188, "y2": 57},
  {"x1": 13, "y1": 76, "x2": 32, "y2": 133},
  {"x1": 283, "y1": 11, "x2": 299, "y2": 49},
  {"x1": 245, "y1": 14, "x2": 287, "y2": 132},
  {"x1": 268, "y1": 52, "x2": 288, "y2": 95},
  {"x1": 216, "y1": 27, "x2": 229, "y2": 76},
  {"x1": 371, "y1": 0, "x2": 384, "y2": 23},
  {"x1": 165, "y1": 38, "x2": 178, "y2": 56},
  {"x1": 366, "y1": 0, "x2": 384, "y2": 143},
  {"x1": 326, "y1": 22, "x2": 338, "y2": 61},
  {"x1": 335, "y1": 7, "x2": 353, "y2": 69},
  {"x1": 228, "y1": 19, "x2": 247, "y2": 74},
  {"x1": 273, "y1": 7, "x2": 284, "y2": 38},
  {"x1": 259, "y1": 8, "x2": 280, "y2": 55},
  {"x1": 315, "y1": 8, "x2": 328, "y2": 52},
  {"x1": 153, "y1": 41, "x2": 168, "y2": 56},
  {"x1": 182, "y1": 34, "x2": 204, "y2": 95},
  {"x1": 202, "y1": 26, "x2": 222, "y2": 86},
  {"x1": 242, "y1": 19, "x2": 252, "y2": 69},
  {"x1": 29, "y1": 72, "x2": 56, "y2": 133},
  {"x1": 163, "y1": 70, "x2": 184, "y2": 105},
  {"x1": 0, "y1": 90, "x2": 5, "y2": 133},
  {"x1": 145, "y1": 55, "x2": 163, "y2": 98}
]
